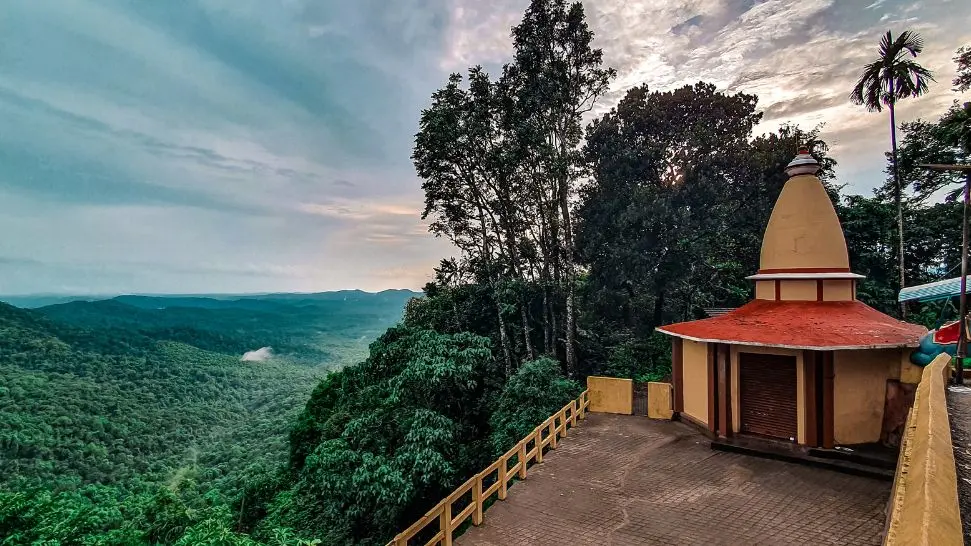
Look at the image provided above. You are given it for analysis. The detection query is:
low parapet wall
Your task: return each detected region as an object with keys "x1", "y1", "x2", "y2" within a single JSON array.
[
  {"x1": 884, "y1": 353, "x2": 962, "y2": 546},
  {"x1": 587, "y1": 376, "x2": 633, "y2": 414}
]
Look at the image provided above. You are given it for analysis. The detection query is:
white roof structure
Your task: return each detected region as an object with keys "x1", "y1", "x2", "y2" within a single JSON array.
[{"x1": 898, "y1": 276, "x2": 971, "y2": 303}]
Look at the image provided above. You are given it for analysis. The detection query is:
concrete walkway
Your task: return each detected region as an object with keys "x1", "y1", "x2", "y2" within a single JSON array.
[{"x1": 458, "y1": 413, "x2": 890, "y2": 545}]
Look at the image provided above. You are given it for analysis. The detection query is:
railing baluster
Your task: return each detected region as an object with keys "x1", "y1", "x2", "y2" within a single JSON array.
[
  {"x1": 498, "y1": 452, "x2": 508, "y2": 500},
  {"x1": 472, "y1": 473, "x2": 483, "y2": 525},
  {"x1": 441, "y1": 501, "x2": 452, "y2": 546},
  {"x1": 549, "y1": 418, "x2": 557, "y2": 449},
  {"x1": 518, "y1": 439, "x2": 527, "y2": 479},
  {"x1": 536, "y1": 425, "x2": 544, "y2": 463}
]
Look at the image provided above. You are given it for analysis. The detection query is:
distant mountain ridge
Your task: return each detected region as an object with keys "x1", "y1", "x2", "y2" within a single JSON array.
[
  {"x1": 0, "y1": 288, "x2": 422, "y2": 309},
  {"x1": 33, "y1": 290, "x2": 420, "y2": 365}
]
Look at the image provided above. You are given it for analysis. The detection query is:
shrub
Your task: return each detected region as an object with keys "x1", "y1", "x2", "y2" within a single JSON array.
[{"x1": 488, "y1": 358, "x2": 581, "y2": 455}]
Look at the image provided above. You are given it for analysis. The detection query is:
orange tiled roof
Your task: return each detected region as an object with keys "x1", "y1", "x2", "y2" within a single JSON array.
[{"x1": 657, "y1": 299, "x2": 925, "y2": 350}]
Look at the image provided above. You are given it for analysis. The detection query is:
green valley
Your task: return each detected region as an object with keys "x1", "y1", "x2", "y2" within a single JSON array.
[{"x1": 0, "y1": 291, "x2": 418, "y2": 544}]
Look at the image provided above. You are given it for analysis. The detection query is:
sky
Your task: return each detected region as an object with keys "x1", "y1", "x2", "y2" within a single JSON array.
[{"x1": 1, "y1": 0, "x2": 969, "y2": 295}]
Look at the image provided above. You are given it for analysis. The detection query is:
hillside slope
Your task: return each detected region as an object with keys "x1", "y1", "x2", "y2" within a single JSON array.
[
  {"x1": 0, "y1": 302, "x2": 321, "y2": 491},
  {"x1": 0, "y1": 293, "x2": 417, "y2": 544},
  {"x1": 36, "y1": 290, "x2": 418, "y2": 366}
]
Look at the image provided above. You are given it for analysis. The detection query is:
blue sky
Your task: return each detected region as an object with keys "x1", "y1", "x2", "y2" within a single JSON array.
[{"x1": 1, "y1": 0, "x2": 968, "y2": 295}]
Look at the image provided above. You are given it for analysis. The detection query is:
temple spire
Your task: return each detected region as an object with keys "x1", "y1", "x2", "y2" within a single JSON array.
[{"x1": 785, "y1": 145, "x2": 820, "y2": 177}]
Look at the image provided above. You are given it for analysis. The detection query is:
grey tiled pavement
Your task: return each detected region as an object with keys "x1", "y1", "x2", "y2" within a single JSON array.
[{"x1": 458, "y1": 413, "x2": 890, "y2": 545}]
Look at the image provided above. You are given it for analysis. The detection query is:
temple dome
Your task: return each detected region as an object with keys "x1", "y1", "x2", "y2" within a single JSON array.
[{"x1": 758, "y1": 148, "x2": 850, "y2": 274}]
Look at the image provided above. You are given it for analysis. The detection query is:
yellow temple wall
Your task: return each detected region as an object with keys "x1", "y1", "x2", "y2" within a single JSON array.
[
  {"x1": 833, "y1": 349, "x2": 899, "y2": 444},
  {"x1": 753, "y1": 279, "x2": 856, "y2": 302},
  {"x1": 779, "y1": 280, "x2": 816, "y2": 301},
  {"x1": 899, "y1": 350, "x2": 924, "y2": 385},
  {"x1": 681, "y1": 340, "x2": 709, "y2": 426},
  {"x1": 754, "y1": 280, "x2": 774, "y2": 300},
  {"x1": 822, "y1": 279, "x2": 854, "y2": 301}
]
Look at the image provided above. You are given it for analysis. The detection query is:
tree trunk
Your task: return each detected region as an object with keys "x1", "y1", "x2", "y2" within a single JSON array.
[
  {"x1": 549, "y1": 286, "x2": 558, "y2": 360},
  {"x1": 889, "y1": 98, "x2": 907, "y2": 318},
  {"x1": 542, "y1": 284, "x2": 552, "y2": 354},
  {"x1": 520, "y1": 303, "x2": 536, "y2": 361},
  {"x1": 496, "y1": 302, "x2": 515, "y2": 377},
  {"x1": 559, "y1": 177, "x2": 578, "y2": 377},
  {"x1": 653, "y1": 283, "x2": 666, "y2": 327}
]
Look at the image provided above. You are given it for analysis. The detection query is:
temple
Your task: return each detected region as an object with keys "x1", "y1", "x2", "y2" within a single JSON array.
[{"x1": 657, "y1": 148, "x2": 926, "y2": 447}]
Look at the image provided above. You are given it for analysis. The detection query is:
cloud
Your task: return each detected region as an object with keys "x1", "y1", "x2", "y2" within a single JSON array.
[
  {"x1": 2, "y1": 0, "x2": 969, "y2": 295},
  {"x1": 297, "y1": 199, "x2": 418, "y2": 221},
  {"x1": 241, "y1": 346, "x2": 274, "y2": 362}
]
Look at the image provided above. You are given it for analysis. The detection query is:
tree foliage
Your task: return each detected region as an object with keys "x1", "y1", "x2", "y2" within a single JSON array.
[
  {"x1": 954, "y1": 45, "x2": 971, "y2": 93},
  {"x1": 414, "y1": 0, "x2": 614, "y2": 377},
  {"x1": 0, "y1": 294, "x2": 410, "y2": 545},
  {"x1": 259, "y1": 327, "x2": 576, "y2": 545},
  {"x1": 488, "y1": 357, "x2": 581, "y2": 454}
]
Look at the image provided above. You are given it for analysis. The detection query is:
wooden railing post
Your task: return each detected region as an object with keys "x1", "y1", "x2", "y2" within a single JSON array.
[
  {"x1": 518, "y1": 439, "x2": 527, "y2": 479},
  {"x1": 472, "y1": 473, "x2": 483, "y2": 526},
  {"x1": 570, "y1": 400, "x2": 578, "y2": 427},
  {"x1": 441, "y1": 501, "x2": 452, "y2": 546},
  {"x1": 560, "y1": 407, "x2": 569, "y2": 437},
  {"x1": 498, "y1": 453, "x2": 508, "y2": 500},
  {"x1": 535, "y1": 426, "x2": 544, "y2": 463},
  {"x1": 549, "y1": 419, "x2": 557, "y2": 449}
]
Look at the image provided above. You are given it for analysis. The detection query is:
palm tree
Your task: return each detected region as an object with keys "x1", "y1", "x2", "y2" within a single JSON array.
[{"x1": 850, "y1": 30, "x2": 934, "y2": 315}]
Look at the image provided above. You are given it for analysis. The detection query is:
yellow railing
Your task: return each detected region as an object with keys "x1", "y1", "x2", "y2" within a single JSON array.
[{"x1": 388, "y1": 389, "x2": 591, "y2": 546}]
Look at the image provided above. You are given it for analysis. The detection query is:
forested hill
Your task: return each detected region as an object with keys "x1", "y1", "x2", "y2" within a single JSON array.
[
  {"x1": 0, "y1": 292, "x2": 417, "y2": 544},
  {"x1": 30, "y1": 290, "x2": 417, "y2": 366},
  {"x1": 1, "y1": 300, "x2": 304, "y2": 489}
]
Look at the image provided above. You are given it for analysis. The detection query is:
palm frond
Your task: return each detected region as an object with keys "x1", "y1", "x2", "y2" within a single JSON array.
[
  {"x1": 850, "y1": 60, "x2": 885, "y2": 111},
  {"x1": 852, "y1": 29, "x2": 935, "y2": 110},
  {"x1": 894, "y1": 30, "x2": 925, "y2": 57}
]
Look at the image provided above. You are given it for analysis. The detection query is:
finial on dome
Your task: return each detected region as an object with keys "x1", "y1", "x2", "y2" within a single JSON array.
[{"x1": 785, "y1": 145, "x2": 820, "y2": 177}]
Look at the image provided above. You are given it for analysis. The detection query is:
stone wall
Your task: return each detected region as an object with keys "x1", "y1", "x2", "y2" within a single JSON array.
[{"x1": 884, "y1": 353, "x2": 962, "y2": 545}]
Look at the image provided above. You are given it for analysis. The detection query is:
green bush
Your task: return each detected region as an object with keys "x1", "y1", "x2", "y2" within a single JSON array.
[
  {"x1": 488, "y1": 358, "x2": 582, "y2": 456},
  {"x1": 599, "y1": 332, "x2": 672, "y2": 382}
]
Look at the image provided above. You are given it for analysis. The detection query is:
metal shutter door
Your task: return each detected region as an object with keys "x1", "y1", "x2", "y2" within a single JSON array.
[{"x1": 739, "y1": 353, "x2": 798, "y2": 441}]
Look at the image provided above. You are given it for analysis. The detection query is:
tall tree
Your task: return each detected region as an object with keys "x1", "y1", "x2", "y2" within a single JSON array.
[
  {"x1": 579, "y1": 83, "x2": 763, "y2": 334},
  {"x1": 413, "y1": 70, "x2": 518, "y2": 374},
  {"x1": 507, "y1": 0, "x2": 614, "y2": 376},
  {"x1": 895, "y1": 111, "x2": 970, "y2": 203},
  {"x1": 850, "y1": 30, "x2": 934, "y2": 314},
  {"x1": 954, "y1": 45, "x2": 971, "y2": 93}
]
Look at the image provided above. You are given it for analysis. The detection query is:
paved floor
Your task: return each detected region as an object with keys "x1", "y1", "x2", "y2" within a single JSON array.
[
  {"x1": 459, "y1": 413, "x2": 890, "y2": 545},
  {"x1": 947, "y1": 385, "x2": 971, "y2": 543}
]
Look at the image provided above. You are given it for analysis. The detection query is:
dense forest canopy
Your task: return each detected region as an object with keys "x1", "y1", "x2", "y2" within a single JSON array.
[
  {"x1": 0, "y1": 292, "x2": 416, "y2": 544},
  {"x1": 3, "y1": 0, "x2": 969, "y2": 544}
]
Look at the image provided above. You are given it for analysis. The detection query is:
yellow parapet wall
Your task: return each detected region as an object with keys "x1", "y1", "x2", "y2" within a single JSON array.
[
  {"x1": 647, "y1": 382, "x2": 673, "y2": 420},
  {"x1": 884, "y1": 353, "x2": 962, "y2": 546},
  {"x1": 587, "y1": 376, "x2": 633, "y2": 415}
]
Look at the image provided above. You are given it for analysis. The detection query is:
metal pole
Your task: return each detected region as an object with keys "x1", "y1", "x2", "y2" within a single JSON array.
[
  {"x1": 919, "y1": 164, "x2": 971, "y2": 384},
  {"x1": 959, "y1": 171, "x2": 971, "y2": 385}
]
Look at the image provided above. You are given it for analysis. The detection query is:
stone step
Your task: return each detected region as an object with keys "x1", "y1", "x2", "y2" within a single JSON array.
[{"x1": 710, "y1": 438, "x2": 895, "y2": 481}]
